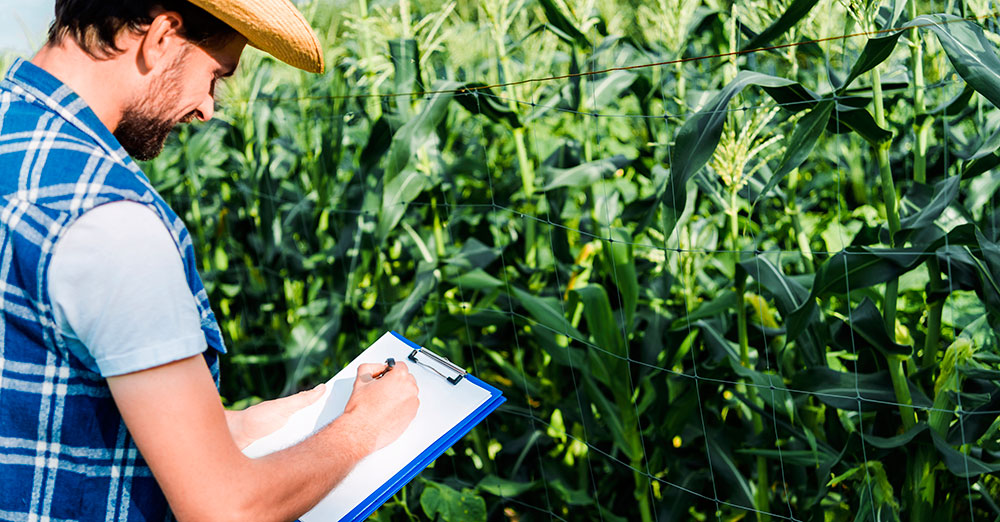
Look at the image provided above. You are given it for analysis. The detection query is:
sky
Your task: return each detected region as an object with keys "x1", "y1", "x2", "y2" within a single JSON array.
[
  {"x1": 0, "y1": 1, "x2": 323, "y2": 55},
  {"x1": 0, "y1": 0, "x2": 54, "y2": 55}
]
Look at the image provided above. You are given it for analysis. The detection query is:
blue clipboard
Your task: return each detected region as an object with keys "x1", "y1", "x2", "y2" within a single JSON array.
[{"x1": 339, "y1": 332, "x2": 505, "y2": 522}]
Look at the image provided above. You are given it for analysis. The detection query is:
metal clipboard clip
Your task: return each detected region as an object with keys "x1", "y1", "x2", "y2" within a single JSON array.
[{"x1": 408, "y1": 348, "x2": 466, "y2": 385}]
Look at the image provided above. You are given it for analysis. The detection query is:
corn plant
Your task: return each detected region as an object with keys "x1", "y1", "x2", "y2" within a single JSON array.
[{"x1": 139, "y1": 0, "x2": 1000, "y2": 519}]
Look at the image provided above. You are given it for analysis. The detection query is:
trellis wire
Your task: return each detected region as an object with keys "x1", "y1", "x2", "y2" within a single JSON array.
[
  {"x1": 277, "y1": 292, "x2": 1000, "y2": 416},
  {"x1": 227, "y1": 11, "x2": 998, "y2": 104},
  {"x1": 942, "y1": 78, "x2": 978, "y2": 520},
  {"x1": 832, "y1": 14, "x2": 878, "y2": 514},
  {"x1": 473, "y1": 87, "x2": 561, "y2": 520},
  {"x1": 205, "y1": 4, "x2": 1000, "y2": 520},
  {"x1": 526, "y1": 83, "x2": 610, "y2": 522}
]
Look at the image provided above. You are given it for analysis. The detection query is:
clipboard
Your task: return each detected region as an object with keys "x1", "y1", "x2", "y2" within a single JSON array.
[{"x1": 242, "y1": 331, "x2": 505, "y2": 522}]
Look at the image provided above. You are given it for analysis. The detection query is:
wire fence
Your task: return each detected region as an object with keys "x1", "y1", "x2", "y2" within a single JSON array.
[
  {"x1": 228, "y1": 11, "x2": 998, "y2": 103},
  {"x1": 161, "y1": 2, "x2": 1000, "y2": 520}
]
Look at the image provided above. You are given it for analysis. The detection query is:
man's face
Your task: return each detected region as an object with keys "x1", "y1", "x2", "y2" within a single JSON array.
[{"x1": 115, "y1": 35, "x2": 247, "y2": 161}]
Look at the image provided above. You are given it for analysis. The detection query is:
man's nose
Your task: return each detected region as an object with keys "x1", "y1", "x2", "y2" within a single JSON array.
[{"x1": 195, "y1": 97, "x2": 215, "y2": 122}]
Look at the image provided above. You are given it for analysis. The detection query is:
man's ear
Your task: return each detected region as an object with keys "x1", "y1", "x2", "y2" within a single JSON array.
[{"x1": 135, "y1": 11, "x2": 186, "y2": 75}]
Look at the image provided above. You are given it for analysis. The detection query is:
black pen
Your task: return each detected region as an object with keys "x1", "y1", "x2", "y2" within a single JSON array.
[{"x1": 373, "y1": 358, "x2": 395, "y2": 379}]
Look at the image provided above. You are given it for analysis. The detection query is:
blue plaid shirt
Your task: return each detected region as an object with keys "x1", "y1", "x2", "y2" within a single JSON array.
[{"x1": 0, "y1": 58, "x2": 226, "y2": 521}]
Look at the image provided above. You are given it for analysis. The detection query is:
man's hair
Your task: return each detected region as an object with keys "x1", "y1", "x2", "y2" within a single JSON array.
[{"x1": 49, "y1": 0, "x2": 238, "y2": 59}]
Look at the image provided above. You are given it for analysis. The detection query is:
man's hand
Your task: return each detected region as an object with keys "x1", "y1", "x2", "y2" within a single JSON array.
[
  {"x1": 339, "y1": 362, "x2": 420, "y2": 453},
  {"x1": 226, "y1": 384, "x2": 327, "y2": 450},
  {"x1": 107, "y1": 355, "x2": 420, "y2": 522}
]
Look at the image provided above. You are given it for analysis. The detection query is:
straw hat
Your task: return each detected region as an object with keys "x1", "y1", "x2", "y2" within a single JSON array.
[{"x1": 186, "y1": 0, "x2": 325, "y2": 73}]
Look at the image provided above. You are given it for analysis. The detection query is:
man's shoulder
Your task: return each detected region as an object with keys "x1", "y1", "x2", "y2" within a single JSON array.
[
  {"x1": 0, "y1": 94, "x2": 143, "y2": 195},
  {"x1": 1, "y1": 102, "x2": 110, "y2": 159}
]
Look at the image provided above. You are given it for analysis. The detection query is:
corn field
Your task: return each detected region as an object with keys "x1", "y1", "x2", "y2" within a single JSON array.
[{"x1": 138, "y1": 0, "x2": 1000, "y2": 520}]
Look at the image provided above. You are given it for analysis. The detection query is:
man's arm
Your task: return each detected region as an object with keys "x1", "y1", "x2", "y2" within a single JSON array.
[{"x1": 108, "y1": 355, "x2": 418, "y2": 522}]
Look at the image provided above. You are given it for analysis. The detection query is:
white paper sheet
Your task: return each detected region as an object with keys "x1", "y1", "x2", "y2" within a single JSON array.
[{"x1": 243, "y1": 333, "x2": 493, "y2": 521}]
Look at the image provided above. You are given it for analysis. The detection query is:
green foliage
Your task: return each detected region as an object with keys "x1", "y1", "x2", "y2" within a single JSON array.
[
  {"x1": 420, "y1": 481, "x2": 487, "y2": 522},
  {"x1": 139, "y1": 0, "x2": 1000, "y2": 519}
]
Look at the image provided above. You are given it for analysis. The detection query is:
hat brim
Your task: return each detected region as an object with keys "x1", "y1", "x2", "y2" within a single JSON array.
[{"x1": 186, "y1": 0, "x2": 325, "y2": 73}]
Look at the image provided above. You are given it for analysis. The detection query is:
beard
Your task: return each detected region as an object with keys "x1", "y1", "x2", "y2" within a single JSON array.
[
  {"x1": 114, "y1": 107, "x2": 177, "y2": 162},
  {"x1": 114, "y1": 54, "x2": 197, "y2": 161}
]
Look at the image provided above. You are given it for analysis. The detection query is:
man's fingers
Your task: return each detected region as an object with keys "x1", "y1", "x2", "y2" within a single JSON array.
[
  {"x1": 388, "y1": 361, "x2": 410, "y2": 375},
  {"x1": 357, "y1": 361, "x2": 411, "y2": 378},
  {"x1": 356, "y1": 363, "x2": 384, "y2": 377}
]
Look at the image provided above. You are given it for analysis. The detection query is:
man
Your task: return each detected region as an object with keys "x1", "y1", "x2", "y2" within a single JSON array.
[{"x1": 0, "y1": 1, "x2": 419, "y2": 520}]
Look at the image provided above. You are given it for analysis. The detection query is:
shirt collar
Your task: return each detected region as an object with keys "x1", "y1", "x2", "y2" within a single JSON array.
[{"x1": 4, "y1": 57, "x2": 137, "y2": 169}]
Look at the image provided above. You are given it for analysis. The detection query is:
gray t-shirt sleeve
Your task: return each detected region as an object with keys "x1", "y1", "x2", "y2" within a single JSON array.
[{"x1": 47, "y1": 201, "x2": 207, "y2": 377}]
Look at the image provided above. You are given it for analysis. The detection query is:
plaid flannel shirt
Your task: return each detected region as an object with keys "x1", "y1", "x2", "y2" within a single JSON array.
[{"x1": 0, "y1": 58, "x2": 227, "y2": 521}]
